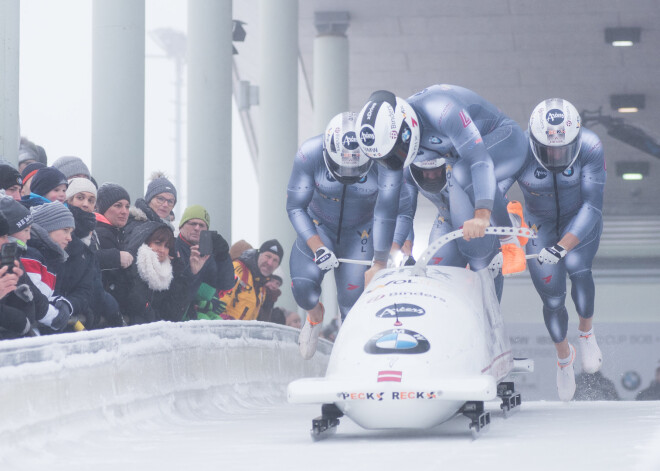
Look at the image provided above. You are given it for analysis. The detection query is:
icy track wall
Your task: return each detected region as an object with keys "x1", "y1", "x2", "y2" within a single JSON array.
[{"x1": 0, "y1": 321, "x2": 330, "y2": 438}]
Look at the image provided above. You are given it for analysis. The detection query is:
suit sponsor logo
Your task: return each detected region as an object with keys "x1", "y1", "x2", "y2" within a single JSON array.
[
  {"x1": 459, "y1": 110, "x2": 472, "y2": 128},
  {"x1": 534, "y1": 167, "x2": 548, "y2": 179}
]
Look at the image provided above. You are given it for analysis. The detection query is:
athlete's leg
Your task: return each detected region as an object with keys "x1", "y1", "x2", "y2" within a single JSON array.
[{"x1": 334, "y1": 225, "x2": 372, "y2": 319}]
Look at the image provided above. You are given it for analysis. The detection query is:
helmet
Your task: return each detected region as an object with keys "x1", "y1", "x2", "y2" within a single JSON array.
[
  {"x1": 356, "y1": 90, "x2": 420, "y2": 170},
  {"x1": 323, "y1": 112, "x2": 373, "y2": 184},
  {"x1": 409, "y1": 157, "x2": 447, "y2": 193},
  {"x1": 529, "y1": 98, "x2": 582, "y2": 173}
]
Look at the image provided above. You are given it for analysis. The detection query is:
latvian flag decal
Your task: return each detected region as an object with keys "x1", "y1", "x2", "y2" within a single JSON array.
[{"x1": 377, "y1": 370, "x2": 402, "y2": 382}]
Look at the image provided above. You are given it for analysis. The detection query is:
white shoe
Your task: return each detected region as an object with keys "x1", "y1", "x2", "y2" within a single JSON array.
[
  {"x1": 578, "y1": 331, "x2": 603, "y2": 373},
  {"x1": 298, "y1": 315, "x2": 323, "y2": 360},
  {"x1": 557, "y1": 344, "x2": 576, "y2": 402}
]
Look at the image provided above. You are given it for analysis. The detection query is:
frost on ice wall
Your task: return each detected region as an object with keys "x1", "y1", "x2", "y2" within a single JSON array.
[{"x1": 0, "y1": 321, "x2": 330, "y2": 438}]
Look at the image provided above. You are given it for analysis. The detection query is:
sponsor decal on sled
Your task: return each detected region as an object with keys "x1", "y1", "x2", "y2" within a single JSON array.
[{"x1": 364, "y1": 329, "x2": 431, "y2": 354}]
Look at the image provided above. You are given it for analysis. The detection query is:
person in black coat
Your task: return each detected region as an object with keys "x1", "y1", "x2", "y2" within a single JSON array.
[
  {"x1": 120, "y1": 221, "x2": 189, "y2": 325},
  {"x1": 95, "y1": 183, "x2": 133, "y2": 310},
  {"x1": 123, "y1": 173, "x2": 177, "y2": 243}
]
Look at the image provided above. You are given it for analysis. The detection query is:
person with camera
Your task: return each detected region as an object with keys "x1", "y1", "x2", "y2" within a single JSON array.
[
  {"x1": 0, "y1": 195, "x2": 52, "y2": 337},
  {"x1": 175, "y1": 204, "x2": 235, "y2": 320},
  {"x1": 0, "y1": 211, "x2": 39, "y2": 339}
]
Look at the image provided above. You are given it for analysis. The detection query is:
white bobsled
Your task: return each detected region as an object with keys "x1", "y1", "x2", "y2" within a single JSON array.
[{"x1": 288, "y1": 227, "x2": 536, "y2": 437}]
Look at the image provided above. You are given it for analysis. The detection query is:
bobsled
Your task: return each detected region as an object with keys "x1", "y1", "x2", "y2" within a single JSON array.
[{"x1": 288, "y1": 227, "x2": 536, "y2": 439}]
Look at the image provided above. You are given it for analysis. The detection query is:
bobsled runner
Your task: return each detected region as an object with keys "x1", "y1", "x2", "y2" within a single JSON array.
[{"x1": 288, "y1": 227, "x2": 536, "y2": 439}]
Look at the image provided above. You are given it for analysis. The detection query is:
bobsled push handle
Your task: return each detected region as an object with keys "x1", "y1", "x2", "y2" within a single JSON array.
[{"x1": 415, "y1": 226, "x2": 537, "y2": 270}]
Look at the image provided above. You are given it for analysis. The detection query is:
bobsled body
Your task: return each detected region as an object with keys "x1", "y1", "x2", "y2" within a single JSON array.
[{"x1": 288, "y1": 265, "x2": 514, "y2": 430}]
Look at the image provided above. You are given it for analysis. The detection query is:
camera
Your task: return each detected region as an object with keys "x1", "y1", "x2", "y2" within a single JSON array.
[
  {"x1": 198, "y1": 230, "x2": 215, "y2": 257},
  {"x1": 0, "y1": 242, "x2": 19, "y2": 273}
]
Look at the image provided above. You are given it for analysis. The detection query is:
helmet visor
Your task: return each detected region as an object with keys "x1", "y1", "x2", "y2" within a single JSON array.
[
  {"x1": 324, "y1": 150, "x2": 373, "y2": 184},
  {"x1": 410, "y1": 158, "x2": 447, "y2": 193},
  {"x1": 530, "y1": 135, "x2": 581, "y2": 173},
  {"x1": 372, "y1": 121, "x2": 412, "y2": 171}
]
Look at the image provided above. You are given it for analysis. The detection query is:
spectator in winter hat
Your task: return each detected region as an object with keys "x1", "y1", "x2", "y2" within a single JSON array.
[
  {"x1": 0, "y1": 164, "x2": 23, "y2": 201},
  {"x1": 66, "y1": 178, "x2": 97, "y2": 214},
  {"x1": 0, "y1": 211, "x2": 34, "y2": 340},
  {"x1": 20, "y1": 162, "x2": 46, "y2": 198},
  {"x1": 51, "y1": 156, "x2": 91, "y2": 180},
  {"x1": 17, "y1": 137, "x2": 48, "y2": 173},
  {"x1": 24, "y1": 202, "x2": 76, "y2": 333},
  {"x1": 175, "y1": 204, "x2": 234, "y2": 320},
  {"x1": 95, "y1": 183, "x2": 134, "y2": 309},
  {"x1": 144, "y1": 172, "x2": 177, "y2": 221},
  {"x1": 123, "y1": 172, "x2": 177, "y2": 242},
  {"x1": 215, "y1": 238, "x2": 284, "y2": 321},
  {"x1": 25, "y1": 167, "x2": 68, "y2": 206},
  {"x1": 0, "y1": 195, "x2": 33, "y2": 246}
]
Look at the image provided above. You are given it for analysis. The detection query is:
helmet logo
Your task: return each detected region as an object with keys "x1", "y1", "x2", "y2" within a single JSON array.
[
  {"x1": 401, "y1": 128, "x2": 411, "y2": 143},
  {"x1": 360, "y1": 126, "x2": 376, "y2": 146},
  {"x1": 546, "y1": 109, "x2": 565, "y2": 125},
  {"x1": 342, "y1": 132, "x2": 359, "y2": 150}
]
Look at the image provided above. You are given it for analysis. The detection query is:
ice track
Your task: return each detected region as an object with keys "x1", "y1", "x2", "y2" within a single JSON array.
[{"x1": 0, "y1": 321, "x2": 659, "y2": 471}]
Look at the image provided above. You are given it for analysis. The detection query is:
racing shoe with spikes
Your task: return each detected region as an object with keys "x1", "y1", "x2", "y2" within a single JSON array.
[{"x1": 298, "y1": 304, "x2": 324, "y2": 360}]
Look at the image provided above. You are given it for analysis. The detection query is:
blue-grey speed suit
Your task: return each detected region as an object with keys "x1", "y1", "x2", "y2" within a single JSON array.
[
  {"x1": 287, "y1": 135, "x2": 412, "y2": 319},
  {"x1": 407, "y1": 84, "x2": 527, "y2": 270},
  {"x1": 403, "y1": 162, "x2": 504, "y2": 298},
  {"x1": 499, "y1": 128, "x2": 606, "y2": 343}
]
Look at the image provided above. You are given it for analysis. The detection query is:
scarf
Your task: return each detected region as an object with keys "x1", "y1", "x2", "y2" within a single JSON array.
[{"x1": 136, "y1": 244, "x2": 173, "y2": 291}]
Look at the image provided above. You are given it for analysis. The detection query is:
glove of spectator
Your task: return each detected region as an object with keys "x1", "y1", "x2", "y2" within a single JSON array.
[
  {"x1": 51, "y1": 296, "x2": 73, "y2": 331},
  {"x1": 537, "y1": 245, "x2": 567, "y2": 265},
  {"x1": 14, "y1": 284, "x2": 34, "y2": 303},
  {"x1": 1, "y1": 306, "x2": 31, "y2": 335},
  {"x1": 314, "y1": 246, "x2": 339, "y2": 271},
  {"x1": 212, "y1": 232, "x2": 230, "y2": 261},
  {"x1": 210, "y1": 297, "x2": 227, "y2": 315},
  {"x1": 265, "y1": 287, "x2": 282, "y2": 304}
]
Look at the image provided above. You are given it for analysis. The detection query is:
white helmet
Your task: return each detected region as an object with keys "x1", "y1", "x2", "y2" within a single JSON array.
[
  {"x1": 529, "y1": 98, "x2": 582, "y2": 173},
  {"x1": 409, "y1": 157, "x2": 447, "y2": 194},
  {"x1": 323, "y1": 112, "x2": 373, "y2": 185},
  {"x1": 356, "y1": 90, "x2": 420, "y2": 170}
]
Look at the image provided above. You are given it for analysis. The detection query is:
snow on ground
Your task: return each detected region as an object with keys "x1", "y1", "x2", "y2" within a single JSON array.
[{"x1": 0, "y1": 322, "x2": 659, "y2": 471}]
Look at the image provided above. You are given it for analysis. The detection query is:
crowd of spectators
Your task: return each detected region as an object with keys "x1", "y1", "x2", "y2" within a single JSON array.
[{"x1": 0, "y1": 137, "x2": 296, "y2": 339}]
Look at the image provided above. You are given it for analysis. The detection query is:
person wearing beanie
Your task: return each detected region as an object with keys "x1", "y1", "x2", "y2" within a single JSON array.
[
  {"x1": 120, "y1": 221, "x2": 189, "y2": 325},
  {"x1": 0, "y1": 211, "x2": 36, "y2": 340},
  {"x1": 0, "y1": 164, "x2": 23, "y2": 201},
  {"x1": 123, "y1": 172, "x2": 177, "y2": 243},
  {"x1": 51, "y1": 156, "x2": 91, "y2": 180},
  {"x1": 175, "y1": 204, "x2": 234, "y2": 320},
  {"x1": 66, "y1": 178, "x2": 97, "y2": 214},
  {"x1": 20, "y1": 162, "x2": 46, "y2": 198},
  {"x1": 214, "y1": 238, "x2": 283, "y2": 322},
  {"x1": 18, "y1": 137, "x2": 48, "y2": 172},
  {"x1": 25, "y1": 167, "x2": 68, "y2": 206},
  {"x1": 94, "y1": 183, "x2": 133, "y2": 315},
  {"x1": 23, "y1": 202, "x2": 76, "y2": 333}
]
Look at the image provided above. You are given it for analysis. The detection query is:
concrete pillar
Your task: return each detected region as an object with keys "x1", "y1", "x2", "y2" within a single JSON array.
[
  {"x1": 313, "y1": 11, "x2": 350, "y2": 325},
  {"x1": 312, "y1": 11, "x2": 349, "y2": 133},
  {"x1": 0, "y1": 0, "x2": 20, "y2": 164},
  {"x1": 92, "y1": 0, "x2": 145, "y2": 199},
  {"x1": 187, "y1": 0, "x2": 233, "y2": 236},
  {"x1": 258, "y1": 0, "x2": 298, "y2": 306}
]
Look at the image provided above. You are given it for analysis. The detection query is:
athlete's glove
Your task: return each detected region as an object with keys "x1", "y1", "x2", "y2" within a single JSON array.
[
  {"x1": 314, "y1": 246, "x2": 339, "y2": 272},
  {"x1": 537, "y1": 245, "x2": 567, "y2": 265}
]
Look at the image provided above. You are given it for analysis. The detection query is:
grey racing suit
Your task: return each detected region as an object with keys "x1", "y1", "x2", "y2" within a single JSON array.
[
  {"x1": 287, "y1": 134, "x2": 412, "y2": 319},
  {"x1": 407, "y1": 84, "x2": 527, "y2": 270},
  {"x1": 499, "y1": 128, "x2": 606, "y2": 343}
]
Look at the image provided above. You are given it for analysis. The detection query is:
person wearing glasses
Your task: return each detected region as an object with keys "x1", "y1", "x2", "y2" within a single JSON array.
[
  {"x1": 124, "y1": 172, "x2": 178, "y2": 243},
  {"x1": 174, "y1": 204, "x2": 235, "y2": 320},
  {"x1": 356, "y1": 86, "x2": 528, "y2": 277}
]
